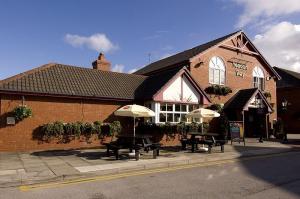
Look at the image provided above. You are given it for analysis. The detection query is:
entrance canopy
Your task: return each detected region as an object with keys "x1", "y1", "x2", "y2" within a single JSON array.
[{"x1": 224, "y1": 88, "x2": 273, "y2": 113}]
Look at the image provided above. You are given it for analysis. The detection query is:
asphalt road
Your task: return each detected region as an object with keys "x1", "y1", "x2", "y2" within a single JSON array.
[{"x1": 1, "y1": 152, "x2": 300, "y2": 199}]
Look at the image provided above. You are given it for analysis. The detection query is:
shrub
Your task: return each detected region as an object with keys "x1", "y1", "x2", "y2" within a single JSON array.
[
  {"x1": 109, "y1": 121, "x2": 122, "y2": 138},
  {"x1": 53, "y1": 121, "x2": 64, "y2": 139},
  {"x1": 93, "y1": 121, "x2": 102, "y2": 137},
  {"x1": 82, "y1": 122, "x2": 94, "y2": 141},
  {"x1": 13, "y1": 105, "x2": 32, "y2": 121},
  {"x1": 73, "y1": 122, "x2": 83, "y2": 139},
  {"x1": 63, "y1": 123, "x2": 75, "y2": 142},
  {"x1": 41, "y1": 123, "x2": 55, "y2": 141},
  {"x1": 176, "y1": 122, "x2": 186, "y2": 135}
]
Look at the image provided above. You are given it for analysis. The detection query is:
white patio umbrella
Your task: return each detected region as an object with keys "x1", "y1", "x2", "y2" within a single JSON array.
[
  {"x1": 187, "y1": 108, "x2": 220, "y2": 119},
  {"x1": 187, "y1": 108, "x2": 220, "y2": 151},
  {"x1": 114, "y1": 104, "x2": 155, "y2": 153}
]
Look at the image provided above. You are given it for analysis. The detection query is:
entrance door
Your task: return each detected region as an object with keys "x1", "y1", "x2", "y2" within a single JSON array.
[{"x1": 244, "y1": 108, "x2": 266, "y2": 138}]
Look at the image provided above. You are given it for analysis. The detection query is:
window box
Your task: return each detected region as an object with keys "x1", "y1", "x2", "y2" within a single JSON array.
[{"x1": 204, "y1": 85, "x2": 232, "y2": 96}]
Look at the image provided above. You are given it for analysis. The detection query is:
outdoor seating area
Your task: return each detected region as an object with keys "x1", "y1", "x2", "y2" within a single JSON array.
[
  {"x1": 181, "y1": 132, "x2": 226, "y2": 153},
  {"x1": 102, "y1": 104, "x2": 228, "y2": 161},
  {"x1": 104, "y1": 134, "x2": 160, "y2": 160}
]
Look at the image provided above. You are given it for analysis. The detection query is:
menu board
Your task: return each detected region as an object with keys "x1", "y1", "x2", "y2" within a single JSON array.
[{"x1": 229, "y1": 121, "x2": 245, "y2": 146}]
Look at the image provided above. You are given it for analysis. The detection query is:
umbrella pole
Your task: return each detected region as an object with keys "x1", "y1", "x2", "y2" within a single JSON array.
[
  {"x1": 200, "y1": 117, "x2": 206, "y2": 151},
  {"x1": 133, "y1": 116, "x2": 136, "y2": 147}
]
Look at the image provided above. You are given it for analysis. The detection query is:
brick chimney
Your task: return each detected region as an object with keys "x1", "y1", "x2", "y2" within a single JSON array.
[{"x1": 92, "y1": 53, "x2": 111, "y2": 71}]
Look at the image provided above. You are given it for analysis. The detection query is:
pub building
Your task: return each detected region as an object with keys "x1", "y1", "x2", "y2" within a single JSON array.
[{"x1": 0, "y1": 30, "x2": 280, "y2": 152}]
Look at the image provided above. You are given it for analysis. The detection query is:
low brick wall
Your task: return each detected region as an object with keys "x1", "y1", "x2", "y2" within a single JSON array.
[{"x1": 0, "y1": 94, "x2": 130, "y2": 152}]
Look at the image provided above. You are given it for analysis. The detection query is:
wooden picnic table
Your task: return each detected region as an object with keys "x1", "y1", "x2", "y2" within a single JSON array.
[
  {"x1": 106, "y1": 134, "x2": 160, "y2": 160},
  {"x1": 185, "y1": 132, "x2": 225, "y2": 153}
]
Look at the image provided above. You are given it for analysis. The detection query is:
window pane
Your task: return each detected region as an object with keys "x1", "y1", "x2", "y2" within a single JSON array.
[
  {"x1": 259, "y1": 78, "x2": 264, "y2": 90},
  {"x1": 167, "y1": 113, "x2": 173, "y2": 122},
  {"x1": 188, "y1": 105, "x2": 192, "y2": 112},
  {"x1": 175, "y1": 104, "x2": 180, "y2": 112},
  {"x1": 209, "y1": 68, "x2": 214, "y2": 83},
  {"x1": 174, "y1": 114, "x2": 181, "y2": 122},
  {"x1": 181, "y1": 104, "x2": 187, "y2": 112},
  {"x1": 181, "y1": 114, "x2": 187, "y2": 122},
  {"x1": 214, "y1": 69, "x2": 220, "y2": 84},
  {"x1": 167, "y1": 104, "x2": 173, "y2": 112},
  {"x1": 220, "y1": 71, "x2": 225, "y2": 84},
  {"x1": 159, "y1": 113, "x2": 166, "y2": 122},
  {"x1": 253, "y1": 77, "x2": 258, "y2": 88},
  {"x1": 160, "y1": 103, "x2": 166, "y2": 111}
]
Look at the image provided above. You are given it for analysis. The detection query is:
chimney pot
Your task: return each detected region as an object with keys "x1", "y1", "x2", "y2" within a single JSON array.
[{"x1": 92, "y1": 53, "x2": 111, "y2": 71}]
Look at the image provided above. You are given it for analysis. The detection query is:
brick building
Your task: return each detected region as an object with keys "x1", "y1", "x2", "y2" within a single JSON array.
[
  {"x1": 274, "y1": 67, "x2": 300, "y2": 134},
  {"x1": 0, "y1": 30, "x2": 280, "y2": 152},
  {"x1": 135, "y1": 30, "x2": 280, "y2": 138}
]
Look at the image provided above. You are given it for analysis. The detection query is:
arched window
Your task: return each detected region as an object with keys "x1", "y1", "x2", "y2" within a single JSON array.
[
  {"x1": 253, "y1": 66, "x2": 265, "y2": 90},
  {"x1": 209, "y1": 56, "x2": 225, "y2": 85}
]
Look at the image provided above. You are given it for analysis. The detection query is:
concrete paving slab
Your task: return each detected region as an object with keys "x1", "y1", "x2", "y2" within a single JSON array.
[
  {"x1": 48, "y1": 164, "x2": 79, "y2": 176},
  {"x1": 24, "y1": 166, "x2": 50, "y2": 173},
  {"x1": 0, "y1": 170, "x2": 17, "y2": 176}
]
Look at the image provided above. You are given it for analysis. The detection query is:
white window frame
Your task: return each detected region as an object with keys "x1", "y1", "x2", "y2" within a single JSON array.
[
  {"x1": 158, "y1": 103, "x2": 199, "y2": 123},
  {"x1": 209, "y1": 56, "x2": 226, "y2": 85},
  {"x1": 253, "y1": 66, "x2": 265, "y2": 90}
]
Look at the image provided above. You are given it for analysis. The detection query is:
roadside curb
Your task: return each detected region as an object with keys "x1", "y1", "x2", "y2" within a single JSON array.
[{"x1": 1, "y1": 147, "x2": 299, "y2": 189}]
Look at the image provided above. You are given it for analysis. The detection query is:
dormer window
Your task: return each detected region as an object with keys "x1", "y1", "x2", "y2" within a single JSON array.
[
  {"x1": 209, "y1": 56, "x2": 226, "y2": 85},
  {"x1": 253, "y1": 66, "x2": 265, "y2": 90}
]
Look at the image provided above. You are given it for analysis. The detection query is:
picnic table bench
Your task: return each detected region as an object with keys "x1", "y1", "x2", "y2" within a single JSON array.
[
  {"x1": 181, "y1": 132, "x2": 226, "y2": 153},
  {"x1": 105, "y1": 135, "x2": 160, "y2": 160}
]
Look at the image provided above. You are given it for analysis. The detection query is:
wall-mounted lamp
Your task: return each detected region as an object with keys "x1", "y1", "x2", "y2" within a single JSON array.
[{"x1": 282, "y1": 98, "x2": 288, "y2": 110}]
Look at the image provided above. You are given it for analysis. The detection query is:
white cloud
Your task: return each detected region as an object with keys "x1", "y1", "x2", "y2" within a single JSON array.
[
  {"x1": 233, "y1": 0, "x2": 300, "y2": 27},
  {"x1": 65, "y1": 33, "x2": 118, "y2": 52},
  {"x1": 128, "y1": 68, "x2": 138, "y2": 74},
  {"x1": 253, "y1": 21, "x2": 300, "y2": 72},
  {"x1": 112, "y1": 64, "x2": 124, "y2": 73}
]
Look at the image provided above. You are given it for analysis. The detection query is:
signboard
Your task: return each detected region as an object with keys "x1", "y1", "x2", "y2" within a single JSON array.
[
  {"x1": 232, "y1": 61, "x2": 248, "y2": 78},
  {"x1": 7, "y1": 117, "x2": 16, "y2": 125},
  {"x1": 229, "y1": 121, "x2": 245, "y2": 146}
]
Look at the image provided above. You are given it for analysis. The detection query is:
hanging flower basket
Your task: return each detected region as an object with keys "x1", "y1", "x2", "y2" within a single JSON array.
[
  {"x1": 205, "y1": 85, "x2": 232, "y2": 96},
  {"x1": 13, "y1": 105, "x2": 33, "y2": 122}
]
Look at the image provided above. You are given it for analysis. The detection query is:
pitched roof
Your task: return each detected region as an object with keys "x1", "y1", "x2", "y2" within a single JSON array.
[
  {"x1": 0, "y1": 64, "x2": 147, "y2": 100},
  {"x1": 136, "y1": 67, "x2": 211, "y2": 103},
  {"x1": 224, "y1": 88, "x2": 258, "y2": 110},
  {"x1": 134, "y1": 68, "x2": 179, "y2": 100},
  {"x1": 0, "y1": 64, "x2": 208, "y2": 102},
  {"x1": 273, "y1": 67, "x2": 300, "y2": 88},
  {"x1": 224, "y1": 88, "x2": 272, "y2": 112},
  {"x1": 134, "y1": 30, "x2": 241, "y2": 75}
]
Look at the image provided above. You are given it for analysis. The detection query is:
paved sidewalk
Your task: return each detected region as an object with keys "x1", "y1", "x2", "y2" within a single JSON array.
[{"x1": 0, "y1": 138, "x2": 299, "y2": 187}]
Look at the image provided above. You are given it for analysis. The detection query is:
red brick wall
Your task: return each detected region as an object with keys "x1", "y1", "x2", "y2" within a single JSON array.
[
  {"x1": 277, "y1": 87, "x2": 300, "y2": 134},
  {"x1": 0, "y1": 94, "x2": 131, "y2": 152},
  {"x1": 189, "y1": 45, "x2": 277, "y2": 122}
]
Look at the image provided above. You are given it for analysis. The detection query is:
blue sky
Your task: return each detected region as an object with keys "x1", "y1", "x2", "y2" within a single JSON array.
[{"x1": 1, "y1": 0, "x2": 300, "y2": 80}]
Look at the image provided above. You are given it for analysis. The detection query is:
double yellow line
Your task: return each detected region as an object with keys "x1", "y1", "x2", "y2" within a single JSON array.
[{"x1": 19, "y1": 151, "x2": 299, "y2": 191}]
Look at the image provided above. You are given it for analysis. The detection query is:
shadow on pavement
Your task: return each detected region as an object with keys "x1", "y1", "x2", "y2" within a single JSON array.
[{"x1": 233, "y1": 141, "x2": 300, "y2": 197}]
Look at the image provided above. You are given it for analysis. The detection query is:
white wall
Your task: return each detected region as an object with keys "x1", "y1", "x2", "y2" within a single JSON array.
[
  {"x1": 182, "y1": 76, "x2": 200, "y2": 103},
  {"x1": 162, "y1": 75, "x2": 200, "y2": 103}
]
